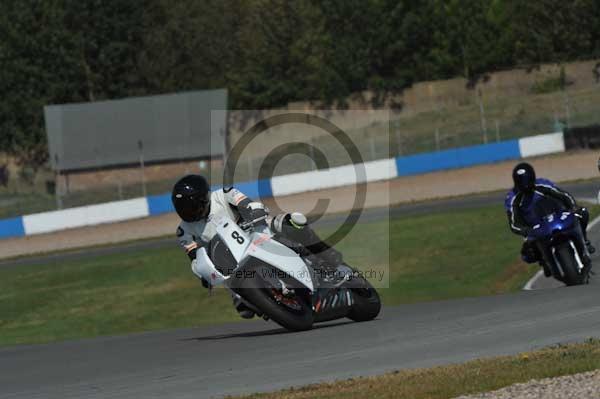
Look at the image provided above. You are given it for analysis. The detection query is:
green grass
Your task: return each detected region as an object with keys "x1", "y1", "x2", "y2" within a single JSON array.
[
  {"x1": 0, "y1": 246, "x2": 241, "y2": 345},
  {"x1": 0, "y1": 203, "x2": 541, "y2": 347},
  {"x1": 230, "y1": 339, "x2": 600, "y2": 399}
]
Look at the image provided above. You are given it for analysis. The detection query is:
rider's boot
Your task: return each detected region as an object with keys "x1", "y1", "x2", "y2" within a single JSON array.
[
  {"x1": 540, "y1": 261, "x2": 552, "y2": 277},
  {"x1": 582, "y1": 253, "x2": 593, "y2": 267},
  {"x1": 577, "y1": 208, "x2": 595, "y2": 254},
  {"x1": 232, "y1": 293, "x2": 255, "y2": 319},
  {"x1": 586, "y1": 240, "x2": 596, "y2": 255},
  {"x1": 524, "y1": 242, "x2": 551, "y2": 277},
  {"x1": 581, "y1": 235, "x2": 594, "y2": 265}
]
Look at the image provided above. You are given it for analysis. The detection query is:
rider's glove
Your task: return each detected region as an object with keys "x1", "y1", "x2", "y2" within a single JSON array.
[
  {"x1": 246, "y1": 202, "x2": 268, "y2": 226},
  {"x1": 521, "y1": 243, "x2": 538, "y2": 263}
]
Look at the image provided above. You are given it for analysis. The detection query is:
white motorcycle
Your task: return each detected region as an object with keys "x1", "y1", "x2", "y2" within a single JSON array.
[{"x1": 193, "y1": 214, "x2": 381, "y2": 331}]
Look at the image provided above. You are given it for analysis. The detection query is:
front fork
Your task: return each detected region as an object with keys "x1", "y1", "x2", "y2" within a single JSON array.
[
  {"x1": 549, "y1": 241, "x2": 586, "y2": 277},
  {"x1": 571, "y1": 218, "x2": 591, "y2": 259},
  {"x1": 538, "y1": 220, "x2": 589, "y2": 277}
]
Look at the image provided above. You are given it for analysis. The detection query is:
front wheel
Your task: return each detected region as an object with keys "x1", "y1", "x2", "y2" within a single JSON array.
[
  {"x1": 555, "y1": 243, "x2": 589, "y2": 286},
  {"x1": 237, "y1": 265, "x2": 314, "y2": 331},
  {"x1": 347, "y1": 277, "x2": 381, "y2": 322}
]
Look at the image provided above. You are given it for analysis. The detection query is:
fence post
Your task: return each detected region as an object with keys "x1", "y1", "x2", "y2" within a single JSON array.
[
  {"x1": 138, "y1": 140, "x2": 147, "y2": 197},
  {"x1": 477, "y1": 90, "x2": 488, "y2": 144},
  {"x1": 395, "y1": 124, "x2": 402, "y2": 156},
  {"x1": 369, "y1": 136, "x2": 376, "y2": 160},
  {"x1": 495, "y1": 120, "x2": 500, "y2": 142},
  {"x1": 54, "y1": 154, "x2": 63, "y2": 210},
  {"x1": 563, "y1": 91, "x2": 572, "y2": 128},
  {"x1": 55, "y1": 177, "x2": 62, "y2": 210},
  {"x1": 308, "y1": 137, "x2": 316, "y2": 170}
]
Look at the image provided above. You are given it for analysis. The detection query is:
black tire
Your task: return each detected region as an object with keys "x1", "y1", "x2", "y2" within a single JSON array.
[
  {"x1": 555, "y1": 243, "x2": 588, "y2": 286},
  {"x1": 238, "y1": 265, "x2": 313, "y2": 331},
  {"x1": 347, "y1": 277, "x2": 381, "y2": 322}
]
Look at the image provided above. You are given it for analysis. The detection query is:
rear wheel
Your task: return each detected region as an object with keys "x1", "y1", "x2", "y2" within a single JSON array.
[
  {"x1": 347, "y1": 277, "x2": 381, "y2": 322},
  {"x1": 237, "y1": 265, "x2": 313, "y2": 331},
  {"x1": 556, "y1": 243, "x2": 588, "y2": 286}
]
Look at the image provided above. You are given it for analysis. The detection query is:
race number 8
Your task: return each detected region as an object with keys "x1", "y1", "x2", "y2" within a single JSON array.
[{"x1": 231, "y1": 231, "x2": 245, "y2": 244}]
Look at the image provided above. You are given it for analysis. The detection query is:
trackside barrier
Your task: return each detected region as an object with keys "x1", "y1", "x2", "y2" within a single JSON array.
[
  {"x1": 0, "y1": 217, "x2": 25, "y2": 239},
  {"x1": 146, "y1": 179, "x2": 274, "y2": 216},
  {"x1": 395, "y1": 140, "x2": 520, "y2": 176},
  {"x1": 0, "y1": 132, "x2": 565, "y2": 239},
  {"x1": 146, "y1": 193, "x2": 173, "y2": 216},
  {"x1": 271, "y1": 158, "x2": 397, "y2": 197},
  {"x1": 518, "y1": 132, "x2": 565, "y2": 158},
  {"x1": 229, "y1": 179, "x2": 273, "y2": 203},
  {"x1": 22, "y1": 198, "x2": 149, "y2": 236}
]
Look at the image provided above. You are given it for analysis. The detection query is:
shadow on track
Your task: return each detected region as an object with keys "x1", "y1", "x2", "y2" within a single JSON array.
[{"x1": 182, "y1": 320, "x2": 359, "y2": 341}]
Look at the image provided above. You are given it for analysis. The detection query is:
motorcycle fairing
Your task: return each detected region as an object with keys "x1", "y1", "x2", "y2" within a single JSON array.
[{"x1": 245, "y1": 235, "x2": 315, "y2": 292}]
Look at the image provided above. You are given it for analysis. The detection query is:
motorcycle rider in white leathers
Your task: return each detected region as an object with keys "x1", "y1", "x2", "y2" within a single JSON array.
[{"x1": 172, "y1": 175, "x2": 343, "y2": 319}]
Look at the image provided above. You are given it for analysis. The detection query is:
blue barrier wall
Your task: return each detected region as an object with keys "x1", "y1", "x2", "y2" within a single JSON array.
[
  {"x1": 146, "y1": 179, "x2": 274, "y2": 217},
  {"x1": 395, "y1": 140, "x2": 521, "y2": 176},
  {"x1": 232, "y1": 179, "x2": 273, "y2": 200},
  {"x1": 0, "y1": 217, "x2": 25, "y2": 239},
  {"x1": 147, "y1": 193, "x2": 174, "y2": 216},
  {"x1": 0, "y1": 134, "x2": 565, "y2": 239}
]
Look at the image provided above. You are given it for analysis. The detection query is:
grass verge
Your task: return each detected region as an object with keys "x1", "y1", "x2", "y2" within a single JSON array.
[
  {"x1": 227, "y1": 338, "x2": 600, "y2": 399},
  {"x1": 0, "y1": 203, "x2": 571, "y2": 346}
]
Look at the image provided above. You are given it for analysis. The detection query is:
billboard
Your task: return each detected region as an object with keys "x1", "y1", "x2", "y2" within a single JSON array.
[{"x1": 44, "y1": 89, "x2": 227, "y2": 171}]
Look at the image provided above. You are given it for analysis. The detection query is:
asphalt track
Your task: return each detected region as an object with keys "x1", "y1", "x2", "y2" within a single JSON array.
[
  {"x1": 2, "y1": 179, "x2": 598, "y2": 270},
  {"x1": 1, "y1": 180, "x2": 600, "y2": 399}
]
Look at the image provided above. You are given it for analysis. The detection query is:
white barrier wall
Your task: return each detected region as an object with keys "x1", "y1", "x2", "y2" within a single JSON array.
[
  {"x1": 518, "y1": 132, "x2": 565, "y2": 158},
  {"x1": 23, "y1": 198, "x2": 149, "y2": 235},
  {"x1": 3, "y1": 131, "x2": 566, "y2": 239},
  {"x1": 271, "y1": 158, "x2": 397, "y2": 197}
]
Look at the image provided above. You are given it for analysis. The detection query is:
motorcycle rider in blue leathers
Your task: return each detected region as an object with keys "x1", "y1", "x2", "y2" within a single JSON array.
[
  {"x1": 171, "y1": 174, "x2": 344, "y2": 318},
  {"x1": 505, "y1": 162, "x2": 595, "y2": 277}
]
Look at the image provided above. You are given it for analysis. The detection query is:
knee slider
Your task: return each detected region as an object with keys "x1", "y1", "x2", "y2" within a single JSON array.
[
  {"x1": 271, "y1": 212, "x2": 307, "y2": 233},
  {"x1": 289, "y1": 212, "x2": 307, "y2": 229}
]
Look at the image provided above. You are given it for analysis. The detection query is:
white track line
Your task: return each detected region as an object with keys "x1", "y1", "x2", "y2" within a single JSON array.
[
  {"x1": 588, "y1": 214, "x2": 600, "y2": 231},
  {"x1": 523, "y1": 270, "x2": 544, "y2": 291},
  {"x1": 522, "y1": 213, "x2": 600, "y2": 291}
]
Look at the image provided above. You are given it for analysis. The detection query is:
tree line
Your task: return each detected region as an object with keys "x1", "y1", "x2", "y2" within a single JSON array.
[{"x1": 1, "y1": 0, "x2": 599, "y2": 169}]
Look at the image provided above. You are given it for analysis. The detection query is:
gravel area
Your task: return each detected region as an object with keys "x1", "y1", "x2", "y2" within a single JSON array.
[{"x1": 455, "y1": 370, "x2": 600, "y2": 399}]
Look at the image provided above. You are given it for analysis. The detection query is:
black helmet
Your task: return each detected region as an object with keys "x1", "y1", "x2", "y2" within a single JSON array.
[
  {"x1": 172, "y1": 175, "x2": 211, "y2": 222},
  {"x1": 512, "y1": 162, "x2": 536, "y2": 193}
]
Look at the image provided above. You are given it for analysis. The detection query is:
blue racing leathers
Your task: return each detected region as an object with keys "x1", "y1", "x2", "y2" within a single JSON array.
[{"x1": 504, "y1": 178, "x2": 589, "y2": 264}]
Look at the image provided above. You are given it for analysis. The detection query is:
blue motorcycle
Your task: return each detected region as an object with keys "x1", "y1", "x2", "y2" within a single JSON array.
[{"x1": 528, "y1": 211, "x2": 591, "y2": 286}]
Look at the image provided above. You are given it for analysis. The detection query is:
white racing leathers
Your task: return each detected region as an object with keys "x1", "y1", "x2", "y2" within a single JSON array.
[
  {"x1": 177, "y1": 189, "x2": 243, "y2": 252},
  {"x1": 176, "y1": 187, "x2": 264, "y2": 283}
]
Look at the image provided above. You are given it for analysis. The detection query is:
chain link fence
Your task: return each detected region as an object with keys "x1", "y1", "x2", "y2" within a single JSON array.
[
  {"x1": 1, "y1": 82, "x2": 599, "y2": 219},
  {"x1": 228, "y1": 83, "x2": 600, "y2": 182}
]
